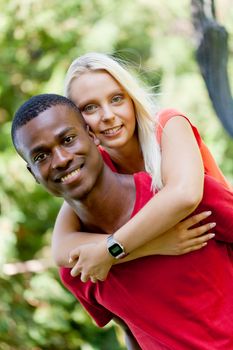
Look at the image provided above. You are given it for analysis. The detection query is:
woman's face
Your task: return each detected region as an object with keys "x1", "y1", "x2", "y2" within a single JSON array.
[{"x1": 69, "y1": 70, "x2": 137, "y2": 151}]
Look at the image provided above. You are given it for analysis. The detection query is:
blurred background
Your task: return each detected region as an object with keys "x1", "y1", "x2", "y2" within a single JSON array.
[{"x1": 0, "y1": 0, "x2": 232, "y2": 349}]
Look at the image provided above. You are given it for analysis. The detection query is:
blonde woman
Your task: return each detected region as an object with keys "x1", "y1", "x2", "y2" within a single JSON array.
[{"x1": 52, "y1": 52, "x2": 230, "y2": 282}]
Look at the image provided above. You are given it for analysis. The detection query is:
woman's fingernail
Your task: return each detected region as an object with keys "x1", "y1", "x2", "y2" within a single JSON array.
[
  {"x1": 210, "y1": 222, "x2": 216, "y2": 228},
  {"x1": 209, "y1": 233, "x2": 215, "y2": 238},
  {"x1": 205, "y1": 211, "x2": 212, "y2": 216}
]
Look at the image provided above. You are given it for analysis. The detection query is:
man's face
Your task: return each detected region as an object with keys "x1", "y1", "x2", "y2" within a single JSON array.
[{"x1": 16, "y1": 104, "x2": 103, "y2": 199}]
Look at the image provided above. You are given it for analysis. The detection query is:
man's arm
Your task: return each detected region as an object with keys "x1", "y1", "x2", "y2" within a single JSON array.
[{"x1": 113, "y1": 317, "x2": 142, "y2": 350}]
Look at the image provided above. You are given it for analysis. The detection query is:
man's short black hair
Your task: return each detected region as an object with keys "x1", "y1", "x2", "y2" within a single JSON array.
[{"x1": 11, "y1": 93, "x2": 85, "y2": 148}]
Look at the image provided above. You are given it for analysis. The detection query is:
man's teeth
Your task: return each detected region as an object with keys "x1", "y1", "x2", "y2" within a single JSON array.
[
  {"x1": 61, "y1": 169, "x2": 80, "y2": 182},
  {"x1": 103, "y1": 126, "x2": 121, "y2": 135}
]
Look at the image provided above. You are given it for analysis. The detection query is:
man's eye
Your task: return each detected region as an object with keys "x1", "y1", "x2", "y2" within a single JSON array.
[
  {"x1": 83, "y1": 104, "x2": 97, "y2": 113},
  {"x1": 34, "y1": 153, "x2": 47, "y2": 163},
  {"x1": 111, "y1": 95, "x2": 123, "y2": 103},
  {"x1": 64, "y1": 135, "x2": 75, "y2": 144}
]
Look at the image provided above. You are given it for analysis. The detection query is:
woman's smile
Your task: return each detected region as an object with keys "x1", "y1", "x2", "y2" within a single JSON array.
[{"x1": 101, "y1": 125, "x2": 123, "y2": 136}]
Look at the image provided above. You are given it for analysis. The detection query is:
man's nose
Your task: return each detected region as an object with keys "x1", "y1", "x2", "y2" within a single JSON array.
[
  {"x1": 101, "y1": 105, "x2": 115, "y2": 122},
  {"x1": 51, "y1": 147, "x2": 73, "y2": 169}
]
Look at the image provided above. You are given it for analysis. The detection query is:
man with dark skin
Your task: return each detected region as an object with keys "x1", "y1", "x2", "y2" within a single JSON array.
[
  {"x1": 12, "y1": 94, "x2": 233, "y2": 350},
  {"x1": 12, "y1": 94, "x2": 142, "y2": 349}
]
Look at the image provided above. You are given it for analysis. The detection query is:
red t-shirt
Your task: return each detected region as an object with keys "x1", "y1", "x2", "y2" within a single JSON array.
[
  {"x1": 60, "y1": 109, "x2": 233, "y2": 349},
  {"x1": 60, "y1": 172, "x2": 233, "y2": 349}
]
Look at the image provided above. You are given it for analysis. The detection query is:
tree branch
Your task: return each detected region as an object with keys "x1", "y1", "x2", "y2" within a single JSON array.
[
  {"x1": 2, "y1": 259, "x2": 54, "y2": 275},
  {"x1": 191, "y1": 0, "x2": 233, "y2": 137}
]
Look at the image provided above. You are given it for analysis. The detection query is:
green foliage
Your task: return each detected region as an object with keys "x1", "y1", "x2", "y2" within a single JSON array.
[
  {"x1": 0, "y1": 271, "x2": 122, "y2": 349},
  {"x1": 0, "y1": 0, "x2": 232, "y2": 348}
]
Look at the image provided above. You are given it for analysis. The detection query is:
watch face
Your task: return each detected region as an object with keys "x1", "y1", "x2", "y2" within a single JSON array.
[{"x1": 109, "y1": 243, "x2": 123, "y2": 257}]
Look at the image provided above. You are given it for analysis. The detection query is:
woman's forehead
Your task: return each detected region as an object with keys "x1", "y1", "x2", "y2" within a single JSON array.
[{"x1": 70, "y1": 71, "x2": 124, "y2": 103}]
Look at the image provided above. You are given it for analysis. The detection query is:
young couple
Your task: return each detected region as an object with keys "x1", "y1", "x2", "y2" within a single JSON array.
[{"x1": 12, "y1": 53, "x2": 233, "y2": 349}]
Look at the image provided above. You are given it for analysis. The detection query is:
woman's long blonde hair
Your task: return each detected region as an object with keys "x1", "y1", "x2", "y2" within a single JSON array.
[{"x1": 64, "y1": 52, "x2": 162, "y2": 191}]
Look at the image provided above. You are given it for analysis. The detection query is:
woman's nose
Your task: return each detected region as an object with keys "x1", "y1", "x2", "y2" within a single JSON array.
[{"x1": 101, "y1": 105, "x2": 115, "y2": 122}]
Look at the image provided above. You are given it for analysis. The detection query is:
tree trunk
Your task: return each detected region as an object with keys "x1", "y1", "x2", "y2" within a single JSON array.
[{"x1": 191, "y1": 0, "x2": 233, "y2": 137}]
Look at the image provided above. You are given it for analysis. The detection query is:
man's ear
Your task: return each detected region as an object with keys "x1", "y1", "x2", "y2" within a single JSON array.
[
  {"x1": 26, "y1": 164, "x2": 40, "y2": 184},
  {"x1": 86, "y1": 125, "x2": 100, "y2": 146}
]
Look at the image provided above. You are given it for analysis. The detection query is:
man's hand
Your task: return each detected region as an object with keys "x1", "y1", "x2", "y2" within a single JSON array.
[{"x1": 69, "y1": 241, "x2": 114, "y2": 282}]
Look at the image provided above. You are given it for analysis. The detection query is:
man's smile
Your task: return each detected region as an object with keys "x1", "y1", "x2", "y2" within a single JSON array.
[
  {"x1": 60, "y1": 168, "x2": 81, "y2": 183},
  {"x1": 54, "y1": 164, "x2": 84, "y2": 184}
]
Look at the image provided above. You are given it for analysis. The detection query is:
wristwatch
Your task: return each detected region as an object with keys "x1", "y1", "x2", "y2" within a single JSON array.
[{"x1": 107, "y1": 234, "x2": 127, "y2": 259}]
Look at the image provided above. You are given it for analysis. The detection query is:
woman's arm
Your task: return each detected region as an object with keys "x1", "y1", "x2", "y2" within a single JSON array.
[
  {"x1": 53, "y1": 117, "x2": 205, "y2": 278},
  {"x1": 113, "y1": 117, "x2": 204, "y2": 251},
  {"x1": 119, "y1": 211, "x2": 215, "y2": 260},
  {"x1": 73, "y1": 117, "x2": 205, "y2": 279}
]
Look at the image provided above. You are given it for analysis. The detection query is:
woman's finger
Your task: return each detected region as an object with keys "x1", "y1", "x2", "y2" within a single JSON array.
[
  {"x1": 184, "y1": 233, "x2": 215, "y2": 249},
  {"x1": 181, "y1": 242, "x2": 208, "y2": 254},
  {"x1": 69, "y1": 251, "x2": 80, "y2": 262},
  {"x1": 90, "y1": 277, "x2": 98, "y2": 283},
  {"x1": 180, "y1": 211, "x2": 212, "y2": 230},
  {"x1": 70, "y1": 265, "x2": 82, "y2": 277},
  {"x1": 97, "y1": 276, "x2": 106, "y2": 282},
  {"x1": 188, "y1": 222, "x2": 216, "y2": 238},
  {"x1": 80, "y1": 273, "x2": 89, "y2": 283}
]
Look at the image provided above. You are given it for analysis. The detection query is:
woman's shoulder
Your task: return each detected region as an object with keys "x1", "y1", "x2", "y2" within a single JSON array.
[
  {"x1": 155, "y1": 108, "x2": 201, "y2": 145},
  {"x1": 156, "y1": 108, "x2": 189, "y2": 126}
]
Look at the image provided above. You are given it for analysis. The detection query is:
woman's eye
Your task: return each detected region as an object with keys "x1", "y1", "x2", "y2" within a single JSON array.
[
  {"x1": 83, "y1": 104, "x2": 97, "y2": 113},
  {"x1": 111, "y1": 95, "x2": 123, "y2": 103}
]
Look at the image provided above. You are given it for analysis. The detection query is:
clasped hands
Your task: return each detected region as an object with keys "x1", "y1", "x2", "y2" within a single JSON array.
[
  {"x1": 69, "y1": 241, "x2": 115, "y2": 283},
  {"x1": 68, "y1": 211, "x2": 215, "y2": 283}
]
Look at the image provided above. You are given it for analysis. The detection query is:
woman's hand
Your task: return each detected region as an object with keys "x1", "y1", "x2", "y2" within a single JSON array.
[
  {"x1": 135, "y1": 211, "x2": 216, "y2": 257},
  {"x1": 69, "y1": 241, "x2": 114, "y2": 282}
]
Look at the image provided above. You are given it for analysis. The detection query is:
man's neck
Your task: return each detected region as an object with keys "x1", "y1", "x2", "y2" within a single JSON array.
[{"x1": 65, "y1": 165, "x2": 136, "y2": 234}]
